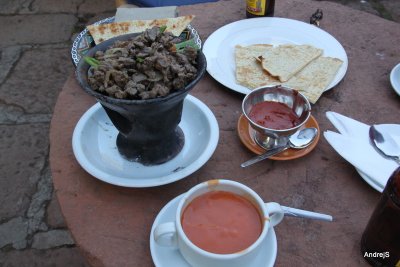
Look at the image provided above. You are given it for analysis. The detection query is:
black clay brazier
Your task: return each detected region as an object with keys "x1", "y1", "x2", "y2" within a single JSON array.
[{"x1": 75, "y1": 33, "x2": 207, "y2": 165}]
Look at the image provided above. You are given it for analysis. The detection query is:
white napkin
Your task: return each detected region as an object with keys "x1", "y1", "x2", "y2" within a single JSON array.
[{"x1": 324, "y1": 111, "x2": 400, "y2": 190}]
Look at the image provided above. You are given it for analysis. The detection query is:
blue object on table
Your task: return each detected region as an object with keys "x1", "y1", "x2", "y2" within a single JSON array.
[{"x1": 127, "y1": 0, "x2": 218, "y2": 7}]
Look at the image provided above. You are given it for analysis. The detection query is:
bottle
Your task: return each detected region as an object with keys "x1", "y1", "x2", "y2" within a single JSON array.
[
  {"x1": 361, "y1": 167, "x2": 400, "y2": 266},
  {"x1": 246, "y1": 0, "x2": 275, "y2": 18}
]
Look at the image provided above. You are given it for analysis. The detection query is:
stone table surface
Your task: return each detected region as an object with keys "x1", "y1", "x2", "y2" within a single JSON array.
[{"x1": 49, "y1": 0, "x2": 400, "y2": 266}]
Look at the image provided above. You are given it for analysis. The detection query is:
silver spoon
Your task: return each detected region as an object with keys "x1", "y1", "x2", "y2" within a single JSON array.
[
  {"x1": 241, "y1": 127, "x2": 318, "y2": 168},
  {"x1": 369, "y1": 125, "x2": 400, "y2": 165},
  {"x1": 280, "y1": 205, "x2": 333, "y2": 222}
]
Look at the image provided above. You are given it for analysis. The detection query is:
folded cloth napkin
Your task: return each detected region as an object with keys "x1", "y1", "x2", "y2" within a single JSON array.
[{"x1": 324, "y1": 111, "x2": 400, "y2": 191}]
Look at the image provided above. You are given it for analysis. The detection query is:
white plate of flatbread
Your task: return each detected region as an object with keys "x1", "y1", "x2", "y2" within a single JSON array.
[{"x1": 203, "y1": 17, "x2": 348, "y2": 101}]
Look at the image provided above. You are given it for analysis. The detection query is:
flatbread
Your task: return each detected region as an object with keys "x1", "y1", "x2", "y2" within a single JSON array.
[
  {"x1": 87, "y1": 15, "x2": 194, "y2": 44},
  {"x1": 283, "y1": 57, "x2": 343, "y2": 104},
  {"x1": 235, "y1": 45, "x2": 279, "y2": 89},
  {"x1": 234, "y1": 43, "x2": 343, "y2": 104},
  {"x1": 260, "y1": 44, "x2": 323, "y2": 82}
]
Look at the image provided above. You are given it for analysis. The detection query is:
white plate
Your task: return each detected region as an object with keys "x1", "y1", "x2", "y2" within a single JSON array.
[
  {"x1": 72, "y1": 95, "x2": 219, "y2": 187},
  {"x1": 355, "y1": 124, "x2": 400, "y2": 193},
  {"x1": 390, "y1": 62, "x2": 400, "y2": 96},
  {"x1": 150, "y1": 194, "x2": 277, "y2": 267},
  {"x1": 356, "y1": 168, "x2": 384, "y2": 193},
  {"x1": 203, "y1": 17, "x2": 348, "y2": 95}
]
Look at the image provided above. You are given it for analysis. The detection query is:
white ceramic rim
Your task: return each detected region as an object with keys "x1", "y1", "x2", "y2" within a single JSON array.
[
  {"x1": 390, "y1": 62, "x2": 400, "y2": 96},
  {"x1": 71, "y1": 95, "x2": 219, "y2": 187},
  {"x1": 174, "y1": 179, "x2": 269, "y2": 259}
]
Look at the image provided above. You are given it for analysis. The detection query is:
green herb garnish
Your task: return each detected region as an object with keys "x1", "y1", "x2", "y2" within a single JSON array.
[
  {"x1": 171, "y1": 39, "x2": 199, "y2": 52},
  {"x1": 84, "y1": 56, "x2": 100, "y2": 68},
  {"x1": 159, "y1": 25, "x2": 167, "y2": 33}
]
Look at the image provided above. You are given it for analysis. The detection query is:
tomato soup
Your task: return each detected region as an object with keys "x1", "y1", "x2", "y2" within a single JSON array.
[
  {"x1": 181, "y1": 191, "x2": 263, "y2": 254},
  {"x1": 249, "y1": 101, "x2": 301, "y2": 130}
]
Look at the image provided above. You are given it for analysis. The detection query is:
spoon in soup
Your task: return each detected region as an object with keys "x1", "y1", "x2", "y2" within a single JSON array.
[{"x1": 241, "y1": 127, "x2": 318, "y2": 168}]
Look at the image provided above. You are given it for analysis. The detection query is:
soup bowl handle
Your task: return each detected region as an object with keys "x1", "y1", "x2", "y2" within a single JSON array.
[
  {"x1": 264, "y1": 202, "x2": 285, "y2": 227},
  {"x1": 154, "y1": 222, "x2": 178, "y2": 248}
]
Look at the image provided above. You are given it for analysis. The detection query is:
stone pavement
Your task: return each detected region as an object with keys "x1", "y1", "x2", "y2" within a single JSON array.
[{"x1": 0, "y1": 0, "x2": 399, "y2": 266}]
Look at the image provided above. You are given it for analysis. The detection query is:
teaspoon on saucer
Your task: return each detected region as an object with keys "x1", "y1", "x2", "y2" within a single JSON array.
[
  {"x1": 241, "y1": 127, "x2": 318, "y2": 168},
  {"x1": 280, "y1": 205, "x2": 333, "y2": 222}
]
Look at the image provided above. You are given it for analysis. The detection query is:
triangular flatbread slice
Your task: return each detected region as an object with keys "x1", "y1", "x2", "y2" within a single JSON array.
[
  {"x1": 235, "y1": 44, "x2": 279, "y2": 89},
  {"x1": 260, "y1": 44, "x2": 323, "y2": 82},
  {"x1": 283, "y1": 56, "x2": 343, "y2": 104},
  {"x1": 87, "y1": 15, "x2": 194, "y2": 44}
]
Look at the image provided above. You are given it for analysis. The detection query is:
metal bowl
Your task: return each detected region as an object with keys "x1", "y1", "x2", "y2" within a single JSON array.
[
  {"x1": 71, "y1": 16, "x2": 202, "y2": 67},
  {"x1": 75, "y1": 31, "x2": 206, "y2": 105},
  {"x1": 242, "y1": 85, "x2": 311, "y2": 149}
]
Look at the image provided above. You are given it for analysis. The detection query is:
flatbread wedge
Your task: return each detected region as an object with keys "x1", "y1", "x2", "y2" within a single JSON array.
[
  {"x1": 235, "y1": 44, "x2": 279, "y2": 89},
  {"x1": 260, "y1": 44, "x2": 323, "y2": 82},
  {"x1": 87, "y1": 15, "x2": 195, "y2": 44},
  {"x1": 283, "y1": 56, "x2": 343, "y2": 104}
]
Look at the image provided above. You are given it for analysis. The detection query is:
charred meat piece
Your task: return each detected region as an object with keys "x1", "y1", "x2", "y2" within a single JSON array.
[{"x1": 88, "y1": 26, "x2": 198, "y2": 100}]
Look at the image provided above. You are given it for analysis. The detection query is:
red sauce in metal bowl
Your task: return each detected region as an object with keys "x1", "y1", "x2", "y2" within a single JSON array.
[
  {"x1": 181, "y1": 191, "x2": 263, "y2": 254},
  {"x1": 249, "y1": 101, "x2": 301, "y2": 130}
]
